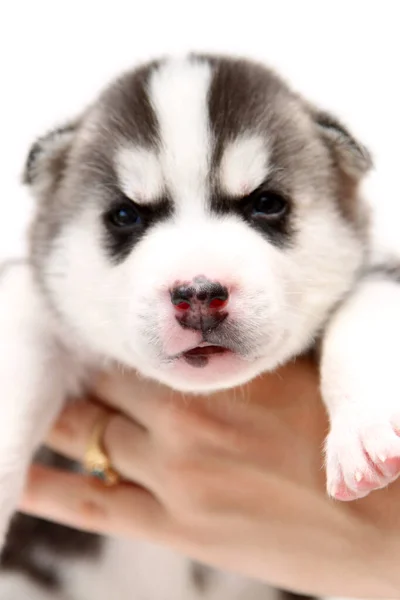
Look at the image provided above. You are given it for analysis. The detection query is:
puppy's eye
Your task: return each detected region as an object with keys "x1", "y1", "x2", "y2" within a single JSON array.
[
  {"x1": 107, "y1": 202, "x2": 142, "y2": 228},
  {"x1": 251, "y1": 192, "x2": 287, "y2": 218}
]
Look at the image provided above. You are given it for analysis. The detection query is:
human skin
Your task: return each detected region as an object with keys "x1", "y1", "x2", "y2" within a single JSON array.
[{"x1": 20, "y1": 357, "x2": 400, "y2": 598}]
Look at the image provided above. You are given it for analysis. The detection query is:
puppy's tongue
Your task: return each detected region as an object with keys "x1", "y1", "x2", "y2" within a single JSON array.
[
  {"x1": 184, "y1": 345, "x2": 226, "y2": 357},
  {"x1": 183, "y1": 345, "x2": 227, "y2": 368}
]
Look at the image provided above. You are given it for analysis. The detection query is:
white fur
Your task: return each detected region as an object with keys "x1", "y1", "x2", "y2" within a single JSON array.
[
  {"x1": 322, "y1": 276, "x2": 400, "y2": 499},
  {"x1": 115, "y1": 145, "x2": 164, "y2": 203},
  {"x1": 0, "y1": 264, "x2": 85, "y2": 547},
  {"x1": 149, "y1": 58, "x2": 211, "y2": 215},
  {"x1": 219, "y1": 135, "x2": 269, "y2": 196}
]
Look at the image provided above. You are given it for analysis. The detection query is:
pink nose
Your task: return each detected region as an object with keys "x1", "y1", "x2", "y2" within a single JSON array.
[{"x1": 170, "y1": 276, "x2": 229, "y2": 333}]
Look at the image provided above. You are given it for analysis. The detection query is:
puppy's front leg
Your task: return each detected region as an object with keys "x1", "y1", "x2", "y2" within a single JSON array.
[
  {"x1": 0, "y1": 262, "x2": 78, "y2": 547},
  {"x1": 321, "y1": 268, "x2": 400, "y2": 501}
]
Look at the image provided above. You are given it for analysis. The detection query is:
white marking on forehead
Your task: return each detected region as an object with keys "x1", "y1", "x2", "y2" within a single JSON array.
[
  {"x1": 114, "y1": 146, "x2": 163, "y2": 204},
  {"x1": 220, "y1": 136, "x2": 269, "y2": 197},
  {"x1": 149, "y1": 58, "x2": 212, "y2": 214}
]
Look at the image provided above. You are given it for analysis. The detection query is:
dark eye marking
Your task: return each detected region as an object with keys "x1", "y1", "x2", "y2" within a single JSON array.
[
  {"x1": 245, "y1": 189, "x2": 288, "y2": 220},
  {"x1": 106, "y1": 201, "x2": 143, "y2": 230},
  {"x1": 240, "y1": 187, "x2": 291, "y2": 245},
  {"x1": 102, "y1": 194, "x2": 172, "y2": 262},
  {"x1": 211, "y1": 183, "x2": 292, "y2": 247}
]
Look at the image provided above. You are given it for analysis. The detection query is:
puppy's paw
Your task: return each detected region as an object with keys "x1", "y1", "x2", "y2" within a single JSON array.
[{"x1": 325, "y1": 414, "x2": 400, "y2": 501}]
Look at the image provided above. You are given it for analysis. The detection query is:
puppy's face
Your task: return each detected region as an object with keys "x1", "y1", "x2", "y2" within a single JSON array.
[{"x1": 26, "y1": 55, "x2": 371, "y2": 392}]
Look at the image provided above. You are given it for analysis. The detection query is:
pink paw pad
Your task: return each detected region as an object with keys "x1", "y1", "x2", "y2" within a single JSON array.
[
  {"x1": 377, "y1": 456, "x2": 400, "y2": 477},
  {"x1": 353, "y1": 471, "x2": 381, "y2": 491},
  {"x1": 331, "y1": 479, "x2": 367, "y2": 502},
  {"x1": 326, "y1": 417, "x2": 400, "y2": 501}
]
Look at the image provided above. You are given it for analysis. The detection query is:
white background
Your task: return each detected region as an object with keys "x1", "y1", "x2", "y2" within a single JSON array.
[{"x1": 1, "y1": 0, "x2": 399, "y2": 259}]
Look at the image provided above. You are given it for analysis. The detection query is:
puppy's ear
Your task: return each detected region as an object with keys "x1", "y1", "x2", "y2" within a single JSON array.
[
  {"x1": 310, "y1": 108, "x2": 372, "y2": 179},
  {"x1": 23, "y1": 120, "x2": 80, "y2": 195}
]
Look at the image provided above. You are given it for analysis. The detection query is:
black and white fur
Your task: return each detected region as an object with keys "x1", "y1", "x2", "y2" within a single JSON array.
[{"x1": 0, "y1": 54, "x2": 399, "y2": 599}]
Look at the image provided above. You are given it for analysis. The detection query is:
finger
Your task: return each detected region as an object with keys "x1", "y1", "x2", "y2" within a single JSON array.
[
  {"x1": 92, "y1": 369, "x2": 257, "y2": 437},
  {"x1": 46, "y1": 400, "x2": 156, "y2": 489},
  {"x1": 20, "y1": 464, "x2": 169, "y2": 540},
  {"x1": 91, "y1": 371, "x2": 170, "y2": 428},
  {"x1": 91, "y1": 370, "x2": 204, "y2": 432}
]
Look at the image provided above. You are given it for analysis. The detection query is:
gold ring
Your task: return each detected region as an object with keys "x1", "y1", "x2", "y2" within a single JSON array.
[{"x1": 84, "y1": 413, "x2": 120, "y2": 486}]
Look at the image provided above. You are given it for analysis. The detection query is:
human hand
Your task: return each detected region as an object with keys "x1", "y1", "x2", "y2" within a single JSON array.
[{"x1": 20, "y1": 357, "x2": 400, "y2": 598}]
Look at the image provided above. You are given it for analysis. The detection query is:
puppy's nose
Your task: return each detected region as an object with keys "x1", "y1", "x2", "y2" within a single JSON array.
[
  {"x1": 171, "y1": 281, "x2": 229, "y2": 310},
  {"x1": 170, "y1": 277, "x2": 229, "y2": 332}
]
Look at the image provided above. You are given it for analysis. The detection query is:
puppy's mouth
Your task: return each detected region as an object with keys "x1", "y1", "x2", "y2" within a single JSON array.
[{"x1": 181, "y1": 343, "x2": 230, "y2": 368}]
